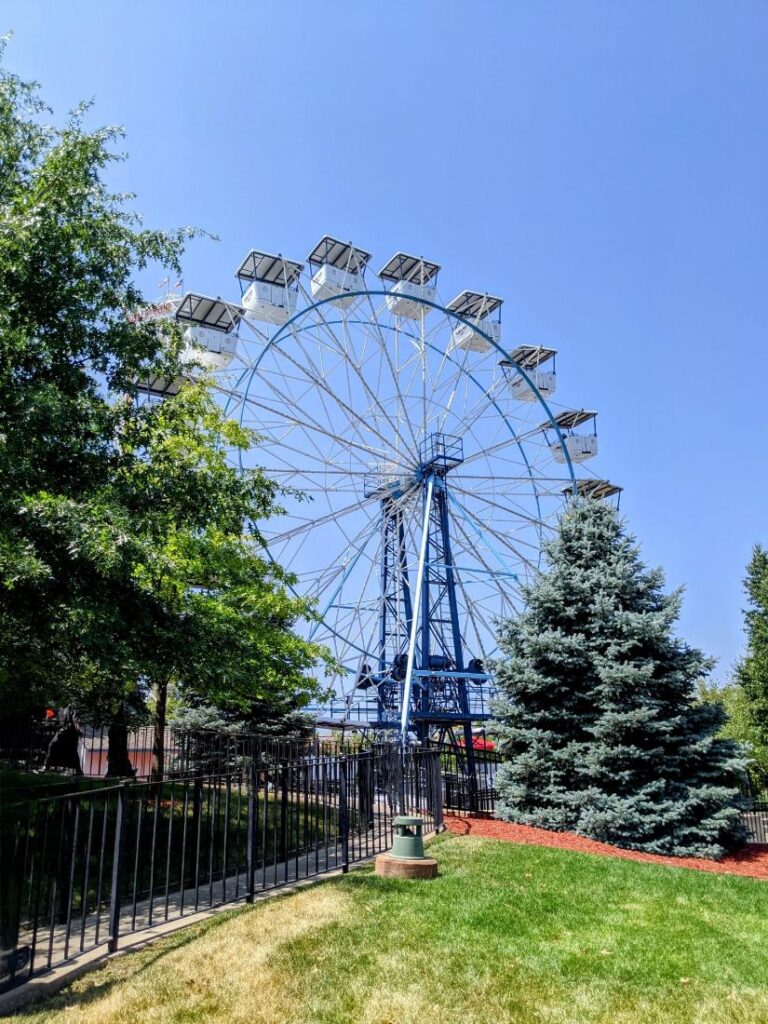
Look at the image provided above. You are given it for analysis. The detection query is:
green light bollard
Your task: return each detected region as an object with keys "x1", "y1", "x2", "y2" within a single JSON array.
[
  {"x1": 391, "y1": 816, "x2": 425, "y2": 858},
  {"x1": 375, "y1": 814, "x2": 438, "y2": 879}
]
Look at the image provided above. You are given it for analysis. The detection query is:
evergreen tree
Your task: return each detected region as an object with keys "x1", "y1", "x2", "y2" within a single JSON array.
[{"x1": 492, "y1": 499, "x2": 746, "y2": 858}]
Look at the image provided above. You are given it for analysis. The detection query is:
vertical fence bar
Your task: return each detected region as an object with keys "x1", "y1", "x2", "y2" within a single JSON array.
[
  {"x1": 193, "y1": 776, "x2": 204, "y2": 913},
  {"x1": 433, "y1": 751, "x2": 444, "y2": 831},
  {"x1": 146, "y1": 785, "x2": 160, "y2": 927},
  {"x1": 303, "y1": 761, "x2": 310, "y2": 880},
  {"x1": 321, "y1": 760, "x2": 328, "y2": 872},
  {"x1": 246, "y1": 763, "x2": 256, "y2": 903},
  {"x1": 222, "y1": 775, "x2": 231, "y2": 904},
  {"x1": 78, "y1": 800, "x2": 95, "y2": 952},
  {"x1": 264, "y1": 767, "x2": 273, "y2": 888},
  {"x1": 293, "y1": 765, "x2": 300, "y2": 883},
  {"x1": 207, "y1": 778, "x2": 217, "y2": 908},
  {"x1": 348, "y1": 758, "x2": 357, "y2": 865},
  {"x1": 279, "y1": 764, "x2": 289, "y2": 882},
  {"x1": 46, "y1": 801, "x2": 67, "y2": 969},
  {"x1": 179, "y1": 780, "x2": 190, "y2": 916},
  {"x1": 107, "y1": 785, "x2": 127, "y2": 954},
  {"x1": 62, "y1": 798, "x2": 79, "y2": 960},
  {"x1": 234, "y1": 773, "x2": 243, "y2": 901},
  {"x1": 130, "y1": 792, "x2": 142, "y2": 930},
  {"x1": 270, "y1": 767, "x2": 279, "y2": 887},
  {"x1": 339, "y1": 758, "x2": 349, "y2": 874},
  {"x1": 397, "y1": 747, "x2": 406, "y2": 816},
  {"x1": 163, "y1": 781, "x2": 175, "y2": 922},
  {"x1": 28, "y1": 801, "x2": 48, "y2": 977},
  {"x1": 93, "y1": 799, "x2": 108, "y2": 947}
]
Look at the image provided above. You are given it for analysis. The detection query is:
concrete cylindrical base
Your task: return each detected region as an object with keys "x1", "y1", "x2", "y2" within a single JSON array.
[{"x1": 374, "y1": 853, "x2": 438, "y2": 880}]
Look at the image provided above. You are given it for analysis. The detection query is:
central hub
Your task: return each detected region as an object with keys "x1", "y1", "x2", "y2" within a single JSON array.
[
  {"x1": 363, "y1": 434, "x2": 464, "y2": 500},
  {"x1": 363, "y1": 461, "x2": 416, "y2": 500}
]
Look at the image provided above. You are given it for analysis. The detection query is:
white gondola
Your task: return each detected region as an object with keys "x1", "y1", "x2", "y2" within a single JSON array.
[
  {"x1": 446, "y1": 291, "x2": 503, "y2": 354},
  {"x1": 235, "y1": 250, "x2": 303, "y2": 326},
  {"x1": 556, "y1": 434, "x2": 598, "y2": 463},
  {"x1": 500, "y1": 346, "x2": 557, "y2": 401},
  {"x1": 180, "y1": 325, "x2": 237, "y2": 371},
  {"x1": 134, "y1": 293, "x2": 242, "y2": 395},
  {"x1": 510, "y1": 370, "x2": 556, "y2": 401},
  {"x1": 386, "y1": 280, "x2": 437, "y2": 318},
  {"x1": 451, "y1": 319, "x2": 501, "y2": 353},
  {"x1": 241, "y1": 282, "x2": 298, "y2": 325},
  {"x1": 174, "y1": 293, "x2": 243, "y2": 373},
  {"x1": 308, "y1": 236, "x2": 371, "y2": 309},
  {"x1": 378, "y1": 252, "x2": 439, "y2": 319},
  {"x1": 130, "y1": 292, "x2": 185, "y2": 396},
  {"x1": 541, "y1": 410, "x2": 599, "y2": 464}
]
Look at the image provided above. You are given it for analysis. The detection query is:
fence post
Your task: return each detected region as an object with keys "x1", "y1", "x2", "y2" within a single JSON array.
[
  {"x1": 246, "y1": 761, "x2": 256, "y2": 903},
  {"x1": 107, "y1": 784, "x2": 128, "y2": 953},
  {"x1": 396, "y1": 746, "x2": 406, "y2": 816},
  {"x1": 431, "y1": 751, "x2": 445, "y2": 832},
  {"x1": 357, "y1": 749, "x2": 374, "y2": 830},
  {"x1": 55, "y1": 794, "x2": 77, "y2": 926},
  {"x1": 0, "y1": 804, "x2": 31, "y2": 986},
  {"x1": 279, "y1": 763, "x2": 289, "y2": 866},
  {"x1": 339, "y1": 757, "x2": 349, "y2": 873}
]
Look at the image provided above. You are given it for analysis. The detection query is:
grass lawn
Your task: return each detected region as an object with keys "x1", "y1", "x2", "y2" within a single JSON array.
[
  {"x1": 12, "y1": 832, "x2": 768, "y2": 1024},
  {"x1": 0, "y1": 766, "x2": 113, "y2": 801}
]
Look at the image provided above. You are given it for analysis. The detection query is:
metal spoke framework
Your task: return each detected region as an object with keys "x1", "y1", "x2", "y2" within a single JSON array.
[{"x1": 146, "y1": 243, "x2": 618, "y2": 760}]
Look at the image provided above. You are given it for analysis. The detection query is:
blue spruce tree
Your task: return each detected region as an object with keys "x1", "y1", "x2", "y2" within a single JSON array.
[{"x1": 492, "y1": 499, "x2": 746, "y2": 858}]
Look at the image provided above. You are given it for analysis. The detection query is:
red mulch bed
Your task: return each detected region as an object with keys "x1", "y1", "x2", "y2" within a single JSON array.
[{"x1": 444, "y1": 814, "x2": 768, "y2": 880}]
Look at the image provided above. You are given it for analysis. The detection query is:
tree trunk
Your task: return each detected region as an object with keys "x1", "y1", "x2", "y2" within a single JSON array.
[
  {"x1": 106, "y1": 709, "x2": 135, "y2": 778},
  {"x1": 43, "y1": 708, "x2": 83, "y2": 775},
  {"x1": 152, "y1": 680, "x2": 168, "y2": 781}
]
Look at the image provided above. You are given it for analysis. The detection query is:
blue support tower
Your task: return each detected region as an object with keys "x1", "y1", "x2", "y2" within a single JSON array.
[
  {"x1": 375, "y1": 502, "x2": 413, "y2": 726},
  {"x1": 376, "y1": 433, "x2": 485, "y2": 810}
]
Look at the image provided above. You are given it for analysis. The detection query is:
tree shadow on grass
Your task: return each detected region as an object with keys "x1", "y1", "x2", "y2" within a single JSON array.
[
  {"x1": 10, "y1": 874, "x2": 362, "y2": 1020},
  {"x1": 10, "y1": 906, "x2": 249, "y2": 1020}
]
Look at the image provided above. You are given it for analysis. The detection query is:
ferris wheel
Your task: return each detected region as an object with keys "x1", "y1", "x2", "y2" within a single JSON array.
[{"x1": 138, "y1": 237, "x2": 620, "y2": 742}]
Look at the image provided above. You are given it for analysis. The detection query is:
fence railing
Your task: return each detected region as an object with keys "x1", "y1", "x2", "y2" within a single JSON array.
[
  {"x1": 0, "y1": 745, "x2": 443, "y2": 992},
  {"x1": 437, "y1": 743, "x2": 768, "y2": 849},
  {"x1": 740, "y1": 768, "x2": 768, "y2": 844},
  {"x1": 742, "y1": 802, "x2": 768, "y2": 844},
  {"x1": 0, "y1": 719, "x2": 373, "y2": 782},
  {"x1": 433, "y1": 734, "x2": 501, "y2": 816}
]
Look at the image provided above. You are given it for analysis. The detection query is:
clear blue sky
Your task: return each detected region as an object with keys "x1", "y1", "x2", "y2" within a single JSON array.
[{"x1": 5, "y1": 1, "x2": 767, "y2": 676}]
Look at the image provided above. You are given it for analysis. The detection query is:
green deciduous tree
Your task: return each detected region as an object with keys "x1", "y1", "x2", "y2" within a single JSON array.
[
  {"x1": 737, "y1": 546, "x2": 768, "y2": 771},
  {"x1": 0, "y1": 47, "x2": 186, "y2": 714},
  {"x1": 109, "y1": 382, "x2": 331, "y2": 775},
  {"x1": 0, "y1": 51, "x2": 330, "y2": 771},
  {"x1": 698, "y1": 677, "x2": 768, "y2": 778},
  {"x1": 492, "y1": 499, "x2": 746, "y2": 859}
]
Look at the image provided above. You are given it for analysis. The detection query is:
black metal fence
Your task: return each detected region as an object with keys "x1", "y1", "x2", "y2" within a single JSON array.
[
  {"x1": 434, "y1": 734, "x2": 501, "y2": 816},
  {"x1": 0, "y1": 745, "x2": 443, "y2": 993},
  {"x1": 741, "y1": 769, "x2": 768, "y2": 844},
  {"x1": 0, "y1": 719, "x2": 371, "y2": 781},
  {"x1": 742, "y1": 802, "x2": 768, "y2": 844},
  {"x1": 437, "y1": 742, "x2": 768, "y2": 849}
]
